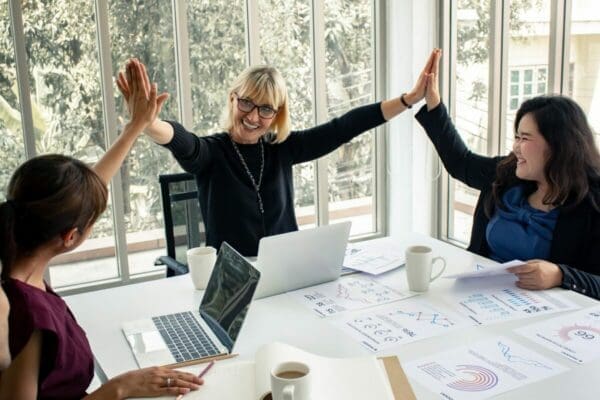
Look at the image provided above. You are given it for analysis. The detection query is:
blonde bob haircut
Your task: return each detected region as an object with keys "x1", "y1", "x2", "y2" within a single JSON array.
[{"x1": 220, "y1": 65, "x2": 291, "y2": 143}]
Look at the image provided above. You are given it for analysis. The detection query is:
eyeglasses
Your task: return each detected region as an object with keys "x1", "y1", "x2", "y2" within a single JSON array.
[{"x1": 235, "y1": 94, "x2": 278, "y2": 119}]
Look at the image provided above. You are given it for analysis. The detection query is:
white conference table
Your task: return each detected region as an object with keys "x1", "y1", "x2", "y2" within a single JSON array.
[{"x1": 65, "y1": 233, "x2": 600, "y2": 399}]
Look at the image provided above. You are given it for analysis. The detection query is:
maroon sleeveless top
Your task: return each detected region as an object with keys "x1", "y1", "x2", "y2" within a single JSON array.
[{"x1": 4, "y1": 278, "x2": 94, "y2": 399}]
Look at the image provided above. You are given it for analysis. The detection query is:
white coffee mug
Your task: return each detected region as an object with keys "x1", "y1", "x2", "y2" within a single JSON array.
[
  {"x1": 270, "y1": 361, "x2": 311, "y2": 400},
  {"x1": 405, "y1": 245, "x2": 446, "y2": 292},
  {"x1": 186, "y1": 246, "x2": 217, "y2": 290}
]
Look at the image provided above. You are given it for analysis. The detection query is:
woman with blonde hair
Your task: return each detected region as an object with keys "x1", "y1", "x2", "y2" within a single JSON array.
[{"x1": 117, "y1": 58, "x2": 433, "y2": 255}]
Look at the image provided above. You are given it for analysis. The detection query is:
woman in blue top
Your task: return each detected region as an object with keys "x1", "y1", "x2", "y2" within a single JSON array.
[{"x1": 403, "y1": 49, "x2": 600, "y2": 300}]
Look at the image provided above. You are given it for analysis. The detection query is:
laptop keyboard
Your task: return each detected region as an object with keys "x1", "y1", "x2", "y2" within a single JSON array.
[{"x1": 152, "y1": 312, "x2": 220, "y2": 363}]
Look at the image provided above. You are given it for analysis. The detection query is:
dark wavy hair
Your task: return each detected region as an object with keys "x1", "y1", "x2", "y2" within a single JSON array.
[
  {"x1": 0, "y1": 155, "x2": 108, "y2": 278},
  {"x1": 487, "y1": 95, "x2": 600, "y2": 215}
]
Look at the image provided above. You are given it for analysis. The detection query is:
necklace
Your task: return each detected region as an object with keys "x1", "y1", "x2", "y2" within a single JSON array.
[{"x1": 229, "y1": 135, "x2": 265, "y2": 214}]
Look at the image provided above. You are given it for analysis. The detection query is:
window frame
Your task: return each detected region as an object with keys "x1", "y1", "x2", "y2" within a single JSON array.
[
  {"x1": 439, "y1": 0, "x2": 575, "y2": 247},
  {"x1": 6, "y1": 0, "x2": 387, "y2": 295}
]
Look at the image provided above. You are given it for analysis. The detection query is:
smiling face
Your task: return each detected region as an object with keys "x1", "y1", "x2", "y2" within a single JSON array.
[
  {"x1": 229, "y1": 94, "x2": 277, "y2": 144},
  {"x1": 513, "y1": 112, "x2": 551, "y2": 185}
]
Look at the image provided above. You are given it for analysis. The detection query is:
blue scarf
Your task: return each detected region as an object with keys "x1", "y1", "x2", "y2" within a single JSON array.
[{"x1": 486, "y1": 185, "x2": 559, "y2": 262}]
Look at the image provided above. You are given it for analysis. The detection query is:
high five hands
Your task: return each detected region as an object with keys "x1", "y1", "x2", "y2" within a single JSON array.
[
  {"x1": 116, "y1": 59, "x2": 169, "y2": 127},
  {"x1": 404, "y1": 48, "x2": 442, "y2": 111}
]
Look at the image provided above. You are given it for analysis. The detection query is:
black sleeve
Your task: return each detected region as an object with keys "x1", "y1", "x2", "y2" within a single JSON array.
[
  {"x1": 285, "y1": 102, "x2": 386, "y2": 164},
  {"x1": 162, "y1": 121, "x2": 213, "y2": 175},
  {"x1": 558, "y1": 264, "x2": 600, "y2": 300},
  {"x1": 415, "y1": 103, "x2": 502, "y2": 191}
]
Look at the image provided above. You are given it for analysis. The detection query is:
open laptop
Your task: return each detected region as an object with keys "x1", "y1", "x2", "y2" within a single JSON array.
[
  {"x1": 252, "y1": 221, "x2": 351, "y2": 299},
  {"x1": 122, "y1": 242, "x2": 260, "y2": 368}
]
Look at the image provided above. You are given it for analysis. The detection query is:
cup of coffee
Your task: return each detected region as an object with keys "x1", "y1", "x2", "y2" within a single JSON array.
[
  {"x1": 270, "y1": 361, "x2": 311, "y2": 400},
  {"x1": 186, "y1": 246, "x2": 217, "y2": 290},
  {"x1": 405, "y1": 245, "x2": 446, "y2": 292}
]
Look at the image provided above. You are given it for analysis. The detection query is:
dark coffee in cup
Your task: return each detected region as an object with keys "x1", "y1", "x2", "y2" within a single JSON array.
[{"x1": 276, "y1": 370, "x2": 306, "y2": 379}]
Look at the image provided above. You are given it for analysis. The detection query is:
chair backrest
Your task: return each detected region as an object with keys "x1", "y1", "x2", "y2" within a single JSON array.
[{"x1": 158, "y1": 173, "x2": 204, "y2": 276}]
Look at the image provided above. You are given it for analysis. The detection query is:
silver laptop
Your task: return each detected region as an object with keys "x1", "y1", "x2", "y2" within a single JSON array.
[
  {"x1": 252, "y1": 221, "x2": 351, "y2": 299},
  {"x1": 122, "y1": 242, "x2": 260, "y2": 368}
]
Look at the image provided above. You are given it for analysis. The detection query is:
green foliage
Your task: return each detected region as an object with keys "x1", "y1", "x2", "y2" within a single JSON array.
[{"x1": 1, "y1": 0, "x2": 376, "y2": 232}]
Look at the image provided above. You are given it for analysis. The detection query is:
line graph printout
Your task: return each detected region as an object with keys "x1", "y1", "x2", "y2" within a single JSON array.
[
  {"x1": 331, "y1": 298, "x2": 471, "y2": 352},
  {"x1": 287, "y1": 276, "x2": 415, "y2": 317},
  {"x1": 446, "y1": 282, "x2": 580, "y2": 325},
  {"x1": 404, "y1": 336, "x2": 568, "y2": 400},
  {"x1": 515, "y1": 305, "x2": 600, "y2": 364}
]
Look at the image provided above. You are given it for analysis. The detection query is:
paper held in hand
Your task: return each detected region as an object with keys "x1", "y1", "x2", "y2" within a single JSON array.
[{"x1": 444, "y1": 259, "x2": 525, "y2": 279}]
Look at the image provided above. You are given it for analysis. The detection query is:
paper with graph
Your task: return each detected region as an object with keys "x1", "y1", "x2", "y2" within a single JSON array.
[
  {"x1": 331, "y1": 298, "x2": 471, "y2": 352},
  {"x1": 343, "y1": 237, "x2": 406, "y2": 275},
  {"x1": 288, "y1": 275, "x2": 415, "y2": 317},
  {"x1": 515, "y1": 305, "x2": 600, "y2": 364},
  {"x1": 444, "y1": 276, "x2": 580, "y2": 325},
  {"x1": 404, "y1": 336, "x2": 568, "y2": 400}
]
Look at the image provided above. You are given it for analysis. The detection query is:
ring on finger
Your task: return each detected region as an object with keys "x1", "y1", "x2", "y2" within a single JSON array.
[{"x1": 166, "y1": 377, "x2": 172, "y2": 387}]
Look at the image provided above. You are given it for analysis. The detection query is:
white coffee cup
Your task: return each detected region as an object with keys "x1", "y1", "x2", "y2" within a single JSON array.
[
  {"x1": 186, "y1": 246, "x2": 217, "y2": 290},
  {"x1": 405, "y1": 245, "x2": 446, "y2": 292},
  {"x1": 270, "y1": 361, "x2": 311, "y2": 400}
]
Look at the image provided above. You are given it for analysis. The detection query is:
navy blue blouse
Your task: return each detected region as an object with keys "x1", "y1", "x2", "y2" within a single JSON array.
[{"x1": 486, "y1": 185, "x2": 559, "y2": 262}]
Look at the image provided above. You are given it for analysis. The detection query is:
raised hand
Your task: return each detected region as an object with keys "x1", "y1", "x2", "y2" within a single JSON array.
[
  {"x1": 127, "y1": 60, "x2": 162, "y2": 129},
  {"x1": 403, "y1": 49, "x2": 440, "y2": 107},
  {"x1": 424, "y1": 48, "x2": 441, "y2": 111}
]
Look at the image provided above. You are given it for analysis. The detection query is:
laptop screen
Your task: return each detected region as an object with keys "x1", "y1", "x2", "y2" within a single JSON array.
[{"x1": 199, "y1": 242, "x2": 261, "y2": 352}]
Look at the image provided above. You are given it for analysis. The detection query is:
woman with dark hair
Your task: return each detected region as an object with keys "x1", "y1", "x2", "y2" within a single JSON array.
[
  {"x1": 0, "y1": 62, "x2": 203, "y2": 399},
  {"x1": 404, "y1": 49, "x2": 600, "y2": 300},
  {"x1": 0, "y1": 263, "x2": 10, "y2": 371}
]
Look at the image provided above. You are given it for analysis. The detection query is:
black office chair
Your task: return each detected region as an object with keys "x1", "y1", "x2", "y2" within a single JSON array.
[{"x1": 155, "y1": 172, "x2": 205, "y2": 277}]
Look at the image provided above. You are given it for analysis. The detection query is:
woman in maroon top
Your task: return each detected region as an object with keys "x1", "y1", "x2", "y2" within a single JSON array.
[
  {"x1": 0, "y1": 62, "x2": 203, "y2": 399},
  {"x1": 0, "y1": 263, "x2": 10, "y2": 371}
]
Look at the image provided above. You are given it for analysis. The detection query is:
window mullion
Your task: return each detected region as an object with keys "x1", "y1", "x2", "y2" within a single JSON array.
[
  {"x1": 245, "y1": 0, "x2": 260, "y2": 65},
  {"x1": 489, "y1": 0, "x2": 509, "y2": 155},
  {"x1": 94, "y1": 0, "x2": 130, "y2": 283},
  {"x1": 310, "y1": 0, "x2": 329, "y2": 226},
  {"x1": 9, "y1": 0, "x2": 48, "y2": 282},
  {"x1": 549, "y1": 0, "x2": 568, "y2": 94},
  {"x1": 374, "y1": 0, "x2": 386, "y2": 236},
  {"x1": 172, "y1": 0, "x2": 193, "y2": 128},
  {"x1": 8, "y1": 0, "x2": 35, "y2": 160}
]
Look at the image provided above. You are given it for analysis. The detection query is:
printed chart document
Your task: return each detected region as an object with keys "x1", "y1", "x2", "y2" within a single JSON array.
[
  {"x1": 343, "y1": 237, "x2": 405, "y2": 275},
  {"x1": 331, "y1": 298, "x2": 471, "y2": 352},
  {"x1": 445, "y1": 275, "x2": 580, "y2": 325},
  {"x1": 445, "y1": 259, "x2": 524, "y2": 279},
  {"x1": 515, "y1": 305, "x2": 600, "y2": 364},
  {"x1": 288, "y1": 275, "x2": 415, "y2": 317},
  {"x1": 143, "y1": 342, "x2": 402, "y2": 400},
  {"x1": 404, "y1": 336, "x2": 568, "y2": 400}
]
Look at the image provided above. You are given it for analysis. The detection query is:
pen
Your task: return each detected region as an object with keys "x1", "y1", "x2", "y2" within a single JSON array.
[{"x1": 175, "y1": 360, "x2": 215, "y2": 400}]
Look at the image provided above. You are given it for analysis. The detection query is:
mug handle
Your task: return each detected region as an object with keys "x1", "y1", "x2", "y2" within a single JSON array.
[
  {"x1": 430, "y1": 257, "x2": 446, "y2": 282},
  {"x1": 283, "y1": 385, "x2": 295, "y2": 400}
]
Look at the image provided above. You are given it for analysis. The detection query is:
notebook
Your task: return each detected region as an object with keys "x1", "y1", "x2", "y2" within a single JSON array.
[
  {"x1": 252, "y1": 222, "x2": 351, "y2": 299},
  {"x1": 122, "y1": 242, "x2": 260, "y2": 368}
]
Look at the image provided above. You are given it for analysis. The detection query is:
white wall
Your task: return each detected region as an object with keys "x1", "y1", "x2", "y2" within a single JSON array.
[{"x1": 385, "y1": 0, "x2": 438, "y2": 238}]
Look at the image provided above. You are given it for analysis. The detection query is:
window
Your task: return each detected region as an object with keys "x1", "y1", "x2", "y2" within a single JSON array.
[
  {"x1": 443, "y1": 0, "x2": 599, "y2": 247},
  {"x1": 444, "y1": 0, "x2": 552, "y2": 245},
  {"x1": 508, "y1": 66, "x2": 547, "y2": 111},
  {"x1": 2, "y1": 0, "x2": 383, "y2": 294},
  {"x1": 568, "y1": 0, "x2": 600, "y2": 144}
]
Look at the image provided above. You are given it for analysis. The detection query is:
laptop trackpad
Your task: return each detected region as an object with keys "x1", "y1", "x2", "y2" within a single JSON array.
[{"x1": 126, "y1": 330, "x2": 168, "y2": 354}]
